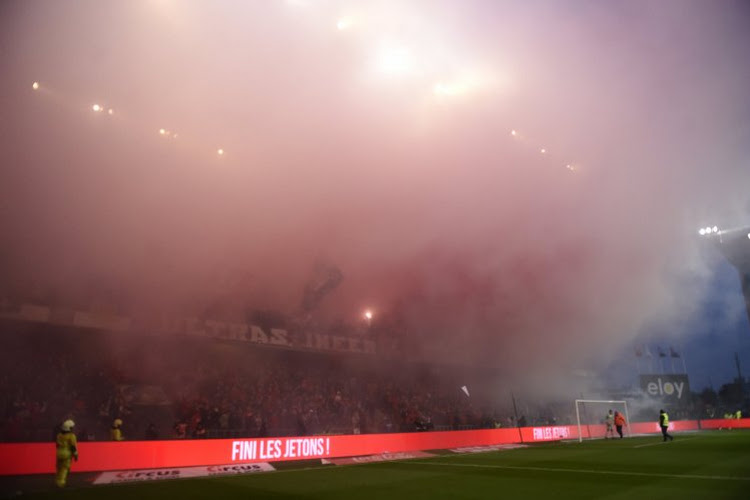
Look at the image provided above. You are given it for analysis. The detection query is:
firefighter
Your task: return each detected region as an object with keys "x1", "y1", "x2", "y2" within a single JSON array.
[
  {"x1": 110, "y1": 418, "x2": 124, "y2": 441},
  {"x1": 55, "y1": 419, "x2": 78, "y2": 488}
]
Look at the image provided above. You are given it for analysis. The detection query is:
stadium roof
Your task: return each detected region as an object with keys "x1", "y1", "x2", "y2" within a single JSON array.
[{"x1": 706, "y1": 225, "x2": 750, "y2": 327}]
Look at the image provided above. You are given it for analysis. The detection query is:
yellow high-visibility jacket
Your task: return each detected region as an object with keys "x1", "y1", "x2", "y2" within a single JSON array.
[{"x1": 56, "y1": 431, "x2": 78, "y2": 459}]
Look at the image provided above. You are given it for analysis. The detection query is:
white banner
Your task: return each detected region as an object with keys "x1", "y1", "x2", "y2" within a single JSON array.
[
  {"x1": 19, "y1": 304, "x2": 51, "y2": 322},
  {"x1": 73, "y1": 311, "x2": 131, "y2": 332},
  {"x1": 93, "y1": 462, "x2": 274, "y2": 484},
  {"x1": 2, "y1": 302, "x2": 376, "y2": 355},
  {"x1": 450, "y1": 444, "x2": 527, "y2": 454},
  {"x1": 326, "y1": 451, "x2": 434, "y2": 465}
]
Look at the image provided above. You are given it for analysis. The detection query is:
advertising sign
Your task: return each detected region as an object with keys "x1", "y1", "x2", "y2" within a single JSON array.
[
  {"x1": 93, "y1": 462, "x2": 274, "y2": 484},
  {"x1": 639, "y1": 374, "x2": 690, "y2": 405},
  {"x1": 6, "y1": 421, "x2": 738, "y2": 477}
]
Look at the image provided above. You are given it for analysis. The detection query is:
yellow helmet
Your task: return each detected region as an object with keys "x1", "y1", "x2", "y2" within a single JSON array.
[
  {"x1": 61, "y1": 419, "x2": 75, "y2": 432},
  {"x1": 113, "y1": 418, "x2": 123, "y2": 427}
]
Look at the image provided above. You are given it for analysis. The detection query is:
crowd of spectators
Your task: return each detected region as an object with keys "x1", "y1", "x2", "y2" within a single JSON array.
[
  {"x1": 5, "y1": 320, "x2": 731, "y2": 443},
  {"x1": 0, "y1": 320, "x2": 494, "y2": 442},
  {"x1": 1, "y1": 324, "x2": 127, "y2": 442},
  {"x1": 157, "y1": 345, "x2": 491, "y2": 439}
]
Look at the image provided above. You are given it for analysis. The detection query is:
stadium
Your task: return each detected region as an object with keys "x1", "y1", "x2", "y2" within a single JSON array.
[{"x1": 1, "y1": 1, "x2": 749, "y2": 498}]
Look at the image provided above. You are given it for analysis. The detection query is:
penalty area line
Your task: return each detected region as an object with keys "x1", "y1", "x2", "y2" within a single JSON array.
[{"x1": 399, "y1": 460, "x2": 750, "y2": 481}]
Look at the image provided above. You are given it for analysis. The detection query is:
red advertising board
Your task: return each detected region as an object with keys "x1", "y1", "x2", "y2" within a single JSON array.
[
  {"x1": 699, "y1": 418, "x2": 750, "y2": 430},
  {"x1": 0, "y1": 429, "x2": 517, "y2": 476},
  {"x1": 1, "y1": 419, "x2": 733, "y2": 476},
  {"x1": 628, "y1": 419, "x2": 699, "y2": 435}
]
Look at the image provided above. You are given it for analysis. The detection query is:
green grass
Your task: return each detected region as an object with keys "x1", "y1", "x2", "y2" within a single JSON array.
[{"x1": 13, "y1": 431, "x2": 750, "y2": 499}]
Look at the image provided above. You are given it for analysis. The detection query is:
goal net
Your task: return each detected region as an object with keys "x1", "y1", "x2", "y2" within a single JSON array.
[{"x1": 574, "y1": 399, "x2": 630, "y2": 443}]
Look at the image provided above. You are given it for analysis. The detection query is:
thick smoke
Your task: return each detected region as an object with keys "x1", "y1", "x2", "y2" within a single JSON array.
[{"x1": 1, "y1": 0, "x2": 749, "y2": 395}]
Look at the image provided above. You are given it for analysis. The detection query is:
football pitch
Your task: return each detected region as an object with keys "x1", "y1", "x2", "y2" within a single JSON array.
[{"x1": 12, "y1": 430, "x2": 750, "y2": 499}]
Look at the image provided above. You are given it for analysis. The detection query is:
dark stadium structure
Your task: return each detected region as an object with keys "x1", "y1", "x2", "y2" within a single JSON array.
[{"x1": 705, "y1": 225, "x2": 750, "y2": 327}]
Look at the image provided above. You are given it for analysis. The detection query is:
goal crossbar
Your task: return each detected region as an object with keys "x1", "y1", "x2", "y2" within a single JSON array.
[{"x1": 574, "y1": 399, "x2": 631, "y2": 443}]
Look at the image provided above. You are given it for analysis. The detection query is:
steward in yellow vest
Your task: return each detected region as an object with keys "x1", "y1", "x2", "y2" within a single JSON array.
[{"x1": 658, "y1": 409, "x2": 673, "y2": 442}]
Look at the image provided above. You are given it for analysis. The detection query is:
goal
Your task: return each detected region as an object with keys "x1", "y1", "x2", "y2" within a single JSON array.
[{"x1": 574, "y1": 399, "x2": 631, "y2": 443}]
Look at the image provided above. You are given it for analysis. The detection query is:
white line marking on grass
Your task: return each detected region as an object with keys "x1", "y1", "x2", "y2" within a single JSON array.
[
  {"x1": 633, "y1": 436, "x2": 700, "y2": 448},
  {"x1": 633, "y1": 441, "x2": 669, "y2": 448},
  {"x1": 401, "y1": 461, "x2": 750, "y2": 481}
]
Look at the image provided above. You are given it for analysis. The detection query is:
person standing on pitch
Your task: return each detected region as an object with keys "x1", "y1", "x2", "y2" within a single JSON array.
[
  {"x1": 55, "y1": 419, "x2": 78, "y2": 488},
  {"x1": 110, "y1": 418, "x2": 124, "y2": 441},
  {"x1": 604, "y1": 410, "x2": 615, "y2": 439},
  {"x1": 659, "y1": 409, "x2": 674, "y2": 442},
  {"x1": 614, "y1": 411, "x2": 626, "y2": 439}
]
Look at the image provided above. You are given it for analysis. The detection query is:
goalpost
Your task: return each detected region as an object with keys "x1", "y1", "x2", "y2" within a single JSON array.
[{"x1": 574, "y1": 399, "x2": 631, "y2": 443}]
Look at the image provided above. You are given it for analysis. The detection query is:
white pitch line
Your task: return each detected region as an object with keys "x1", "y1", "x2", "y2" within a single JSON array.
[
  {"x1": 633, "y1": 436, "x2": 699, "y2": 448},
  {"x1": 401, "y1": 460, "x2": 750, "y2": 481}
]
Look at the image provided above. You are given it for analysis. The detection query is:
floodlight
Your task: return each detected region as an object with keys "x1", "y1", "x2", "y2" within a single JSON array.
[
  {"x1": 712, "y1": 226, "x2": 718, "y2": 233},
  {"x1": 92, "y1": 104, "x2": 102, "y2": 112},
  {"x1": 699, "y1": 229, "x2": 706, "y2": 235},
  {"x1": 159, "y1": 128, "x2": 166, "y2": 135},
  {"x1": 32, "y1": 82, "x2": 40, "y2": 90},
  {"x1": 107, "y1": 108, "x2": 114, "y2": 115},
  {"x1": 375, "y1": 43, "x2": 413, "y2": 76},
  {"x1": 217, "y1": 148, "x2": 224, "y2": 156},
  {"x1": 510, "y1": 130, "x2": 517, "y2": 137}
]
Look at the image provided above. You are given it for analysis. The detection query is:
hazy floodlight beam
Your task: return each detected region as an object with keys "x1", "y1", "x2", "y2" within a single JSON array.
[
  {"x1": 375, "y1": 43, "x2": 413, "y2": 77},
  {"x1": 336, "y1": 17, "x2": 353, "y2": 30}
]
